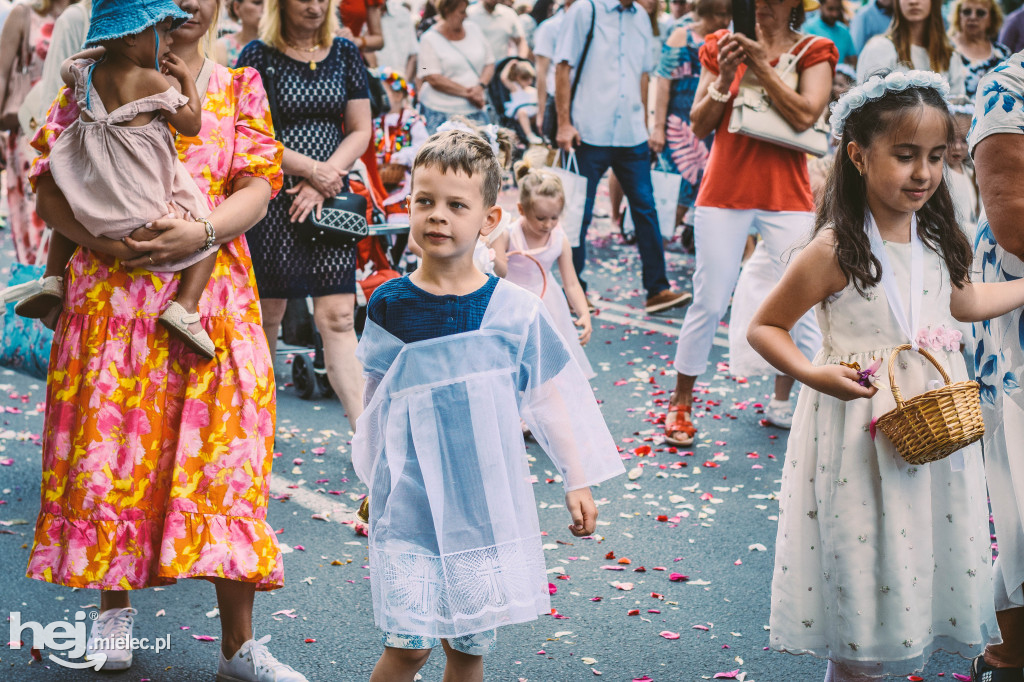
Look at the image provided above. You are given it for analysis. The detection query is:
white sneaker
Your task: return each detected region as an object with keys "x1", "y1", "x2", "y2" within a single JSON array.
[
  {"x1": 86, "y1": 607, "x2": 137, "y2": 670},
  {"x1": 766, "y1": 399, "x2": 794, "y2": 429},
  {"x1": 217, "y1": 635, "x2": 308, "y2": 682}
]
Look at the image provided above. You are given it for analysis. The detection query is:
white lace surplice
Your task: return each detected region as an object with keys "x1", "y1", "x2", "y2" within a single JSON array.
[{"x1": 353, "y1": 281, "x2": 624, "y2": 637}]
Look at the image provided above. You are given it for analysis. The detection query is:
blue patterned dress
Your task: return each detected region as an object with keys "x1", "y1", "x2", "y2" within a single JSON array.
[
  {"x1": 960, "y1": 41, "x2": 1012, "y2": 100},
  {"x1": 967, "y1": 51, "x2": 1024, "y2": 611},
  {"x1": 654, "y1": 24, "x2": 711, "y2": 208}
]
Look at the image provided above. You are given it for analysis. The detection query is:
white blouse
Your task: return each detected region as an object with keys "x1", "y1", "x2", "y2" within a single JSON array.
[{"x1": 856, "y1": 36, "x2": 967, "y2": 98}]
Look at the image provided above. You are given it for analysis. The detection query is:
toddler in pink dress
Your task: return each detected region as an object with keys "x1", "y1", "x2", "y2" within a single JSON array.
[
  {"x1": 15, "y1": 3, "x2": 218, "y2": 358},
  {"x1": 506, "y1": 162, "x2": 594, "y2": 377}
]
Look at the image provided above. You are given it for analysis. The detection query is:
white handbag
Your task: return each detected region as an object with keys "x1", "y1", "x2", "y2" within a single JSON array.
[
  {"x1": 727, "y1": 35, "x2": 830, "y2": 157},
  {"x1": 549, "y1": 150, "x2": 588, "y2": 248}
]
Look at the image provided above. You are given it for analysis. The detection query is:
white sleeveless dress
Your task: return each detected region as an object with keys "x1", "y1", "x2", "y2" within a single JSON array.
[
  {"x1": 769, "y1": 240, "x2": 997, "y2": 676},
  {"x1": 506, "y1": 219, "x2": 595, "y2": 378}
]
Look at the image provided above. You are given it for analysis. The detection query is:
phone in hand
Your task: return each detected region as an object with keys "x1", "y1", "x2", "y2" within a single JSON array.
[{"x1": 733, "y1": 0, "x2": 756, "y2": 40}]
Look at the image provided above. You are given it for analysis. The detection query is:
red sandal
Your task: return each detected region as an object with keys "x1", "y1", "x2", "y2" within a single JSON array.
[{"x1": 664, "y1": 405, "x2": 696, "y2": 446}]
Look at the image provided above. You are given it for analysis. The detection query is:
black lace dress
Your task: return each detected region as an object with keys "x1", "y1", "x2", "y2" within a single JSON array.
[{"x1": 237, "y1": 38, "x2": 368, "y2": 298}]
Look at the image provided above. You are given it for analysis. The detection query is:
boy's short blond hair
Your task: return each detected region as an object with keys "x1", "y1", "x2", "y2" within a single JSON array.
[{"x1": 412, "y1": 129, "x2": 503, "y2": 207}]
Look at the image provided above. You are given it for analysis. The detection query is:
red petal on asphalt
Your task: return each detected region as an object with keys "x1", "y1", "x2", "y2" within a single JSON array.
[
  {"x1": 304, "y1": 638, "x2": 316, "y2": 643},
  {"x1": 633, "y1": 677, "x2": 654, "y2": 681},
  {"x1": 713, "y1": 671, "x2": 740, "y2": 679},
  {"x1": 192, "y1": 635, "x2": 217, "y2": 641},
  {"x1": 628, "y1": 609, "x2": 640, "y2": 616},
  {"x1": 656, "y1": 515, "x2": 668, "y2": 522},
  {"x1": 907, "y1": 677, "x2": 923, "y2": 681},
  {"x1": 605, "y1": 551, "x2": 616, "y2": 560},
  {"x1": 548, "y1": 583, "x2": 557, "y2": 595},
  {"x1": 669, "y1": 573, "x2": 689, "y2": 581},
  {"x1": 692, "y1": 625, "x2": 710, "y2": 631},
  {"x1": 659, "y1": 631, "x2": 680, "y2": 640},
  {"x1": 648, "y1": 609, "x2": 661, "y2": 614},
  {"x1": 952, "y1": 676, "x2": 971, "y2": 681},
  {"x1": 651, "y1": 592, "x2": 663, "y2": 599},
  {"x1": 30, "y1": 648, "x2": 42, "y2": 662}
]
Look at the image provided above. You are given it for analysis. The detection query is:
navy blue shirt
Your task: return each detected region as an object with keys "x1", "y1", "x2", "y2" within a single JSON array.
[{"x1": 367, "y1": 275, "x2": 500, "y2": 344}]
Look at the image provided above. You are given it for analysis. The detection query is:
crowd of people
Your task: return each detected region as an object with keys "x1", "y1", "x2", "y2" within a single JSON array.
[{"x1": 2, "y1": 0, "x2": 1024, "y2": 680}]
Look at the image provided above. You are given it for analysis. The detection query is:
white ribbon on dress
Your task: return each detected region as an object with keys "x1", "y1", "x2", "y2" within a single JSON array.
[
  {"x1": 866, "y1": 212, "x2": 965, "y2": 471},
  {"x1": 866, "y1": 212, "x2": 923, "y2": 350}
]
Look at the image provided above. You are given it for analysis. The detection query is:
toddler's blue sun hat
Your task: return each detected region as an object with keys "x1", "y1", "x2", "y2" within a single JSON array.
[{"x1": 84, "y1": 0, "x2": 193, "y2": 48}]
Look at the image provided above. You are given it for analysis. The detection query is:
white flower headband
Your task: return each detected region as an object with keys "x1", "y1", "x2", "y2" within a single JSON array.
[
  {"x1": 829, "y1": 70, "x2": 951, "y2": 139},
  {"x1": 436, "y1": 120, "x2": 500, "y2": 157}
]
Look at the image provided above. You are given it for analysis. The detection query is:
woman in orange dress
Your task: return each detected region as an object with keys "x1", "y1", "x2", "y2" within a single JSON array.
[{"x1": 25, "y1": 0, "x2": 305, "y2": 679}]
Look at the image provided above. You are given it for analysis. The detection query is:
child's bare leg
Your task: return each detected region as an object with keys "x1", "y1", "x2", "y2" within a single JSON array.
[
  {"x1": 440, "y1": 640, "x2": 484, "y2": 682},
  {"x1": 369, "y1": 647, "x2": 431, "y2": 682},
  {"x1": 174, "y1": 251, "x2": 218, "y2": 334},
  {"x1": 43, "y1": 231, "x2": 77, "y2": 279}
]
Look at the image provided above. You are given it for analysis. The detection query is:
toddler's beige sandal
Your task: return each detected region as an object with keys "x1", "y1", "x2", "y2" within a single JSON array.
[
  {"x1": 159, "y1": 301, "x2": 216, "y2": 359},
  {"x1": 11, "y1": 276, "x2": 64, "y2": 319}
]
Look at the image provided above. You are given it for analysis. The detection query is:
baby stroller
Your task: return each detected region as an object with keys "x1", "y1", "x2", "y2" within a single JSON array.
[
  {"x1": 488, "y1": 56, "x2": 537, "y2": 152},
  {"x1": 284, "y1": 171, "x2": 409, "y2": 400}
]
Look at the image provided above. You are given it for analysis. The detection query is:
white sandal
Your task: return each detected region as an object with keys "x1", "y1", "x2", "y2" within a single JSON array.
[
  {"x1": 9, "y1": 276, "x2": 64, "y2": 319},
  {"x1": 159, "y1": 301, "x2": 216, "y2": 359}
]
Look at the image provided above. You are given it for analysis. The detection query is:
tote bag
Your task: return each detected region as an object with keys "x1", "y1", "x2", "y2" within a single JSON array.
[
  {"x1": 549, "y1": 150, "x2": 587, "y2": 247},
  {"x1": 623, "y1": 160, "x2": 679, "y2": 240}
]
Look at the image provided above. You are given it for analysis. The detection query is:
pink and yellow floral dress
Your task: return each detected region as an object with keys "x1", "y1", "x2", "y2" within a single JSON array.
[{"x1": 25, "y1": 62, "x2": 286, "y2": 591}]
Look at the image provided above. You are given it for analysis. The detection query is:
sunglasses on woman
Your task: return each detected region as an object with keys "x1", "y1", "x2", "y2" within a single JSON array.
[{"x1": 960, "y1": 7, "x2": 988, "y2": 18}]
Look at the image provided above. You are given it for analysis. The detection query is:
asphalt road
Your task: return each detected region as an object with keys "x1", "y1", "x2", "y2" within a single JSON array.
[{"x1": 0, "y1": 192, "x2": 974, "y2": 681}]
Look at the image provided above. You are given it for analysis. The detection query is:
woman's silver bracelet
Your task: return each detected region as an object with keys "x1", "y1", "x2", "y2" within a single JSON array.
[
  {"x1": 707, "y1": 81, "x2": 732, "y2": 103},
  {"x1": 197, "y1": 218, "x2": 216, "y2": 253}
]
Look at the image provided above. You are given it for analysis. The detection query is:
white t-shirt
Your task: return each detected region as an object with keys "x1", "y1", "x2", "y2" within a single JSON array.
[
  {"x1": 417, "y1": 23, "x2": 495, "y2": 113},
  {"x1": 856, "y1": 36, "x2": 967, "y2": 98},
  {"x1": 533, "y1": 11, "x2": 566, "y2": 96},
  {"x1": 377, "y1": 0, "x2": 419, "y2": 73},
  {"x1": 466, "y1": 2, "x2": 524, "y2": 59}
]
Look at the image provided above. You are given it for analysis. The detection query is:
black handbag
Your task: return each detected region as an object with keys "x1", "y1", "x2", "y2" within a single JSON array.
[
  {"x1": 366, "y1": 68, "x2": 390, "y2": 119},
  {"x1": 301, "y1": 179, "x2": 370, "y2": 248},
  {"x1": 263, "y1": 54, "x2": 372, "y2": 249}
]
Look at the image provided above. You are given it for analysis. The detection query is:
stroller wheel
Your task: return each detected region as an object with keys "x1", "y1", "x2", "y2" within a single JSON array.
[
  {"x1": 292, "y1": 353, "x2": 317, "y2": 400},
  {"x1": 316, "y1": 369, "x2": 335, "y2": 398}
]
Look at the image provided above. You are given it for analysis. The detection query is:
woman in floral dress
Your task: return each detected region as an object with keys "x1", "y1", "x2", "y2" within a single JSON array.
[
  {"x1": 25, "y1": 0, "x2": 305, "y2": 678},
  {"x1": 649, "y1": 0, "x2": 731, "y2": 221},
  {"x1": 968, "y1": 51, "x2": 1024, "y2": 678}
]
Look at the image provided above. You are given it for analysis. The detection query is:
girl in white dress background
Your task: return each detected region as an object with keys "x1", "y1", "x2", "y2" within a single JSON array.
[
  {"x1": 506, "y1": 162, "x2": 594, "y2": 378},
  {"x1": 748, "y1": 71, "x2": 1024, "y2": 679}
]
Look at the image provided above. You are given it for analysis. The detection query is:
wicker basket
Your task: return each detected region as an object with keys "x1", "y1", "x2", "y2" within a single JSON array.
[
  {"x1": 379, "y1": 163, "x2": 409, "y2": 191},
  {"x1": 874, "y1": 344, "x2": 984, "y2": 465}
]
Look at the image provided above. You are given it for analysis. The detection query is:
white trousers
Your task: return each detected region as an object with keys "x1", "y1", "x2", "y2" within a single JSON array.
[{"x1": 673, "y1": 207, "x2": 822, "y2": 376}]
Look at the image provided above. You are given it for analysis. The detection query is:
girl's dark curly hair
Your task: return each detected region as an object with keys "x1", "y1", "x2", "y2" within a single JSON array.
[{"x1": 816, "y1": 78, "x2": 972, "y2": 295}]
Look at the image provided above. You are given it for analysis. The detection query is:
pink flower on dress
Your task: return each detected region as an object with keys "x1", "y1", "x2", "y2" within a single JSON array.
[{"x1": 915, "y1": 325, "x2": 964, "y2": 352}]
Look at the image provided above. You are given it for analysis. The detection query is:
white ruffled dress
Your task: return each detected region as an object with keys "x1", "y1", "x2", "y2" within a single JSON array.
[{"x1": 769, "y1": 240, "x2": 998, "y2": 676}]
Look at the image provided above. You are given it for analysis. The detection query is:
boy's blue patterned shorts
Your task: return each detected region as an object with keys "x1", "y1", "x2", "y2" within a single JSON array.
[{"x1": 382, "y1": 629, "x2": 497, "y2": 656}]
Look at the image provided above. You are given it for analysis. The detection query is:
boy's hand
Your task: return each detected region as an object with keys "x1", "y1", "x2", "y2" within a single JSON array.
[
  {"x1": 565, "y1": 487, "x2": 597, "y2": 537},
  {"x1": 575, "y1": 315, "x2": 592, "y2": 346},
  {"x1": 160, "y1": 53, "x2": 189, "y2": 83}
]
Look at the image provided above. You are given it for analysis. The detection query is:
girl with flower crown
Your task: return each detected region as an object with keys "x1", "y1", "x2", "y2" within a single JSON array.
[
  {"x1": 747, "y1": 70, "x2": 1024, "y2": 680},
  {"x1": 375, "y1": 69, "x2": 428, "y2": 217}
]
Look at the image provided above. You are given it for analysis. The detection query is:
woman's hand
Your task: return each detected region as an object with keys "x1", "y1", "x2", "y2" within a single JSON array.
[
  {"x1": 729, "y1": 32, "x2": 768, "y2": 72},
  {"x1": 307, "y1": 161, "x2": 347, "y2": 198},
  {"x1": 649, "y1": 126, "x2": 666, "y2": 154},
  {"x1": 122, "y1": 212, "x2": 207, "y2": 268},
  {"x1": 716, "y1": 33, "x2": 745, "y2": 84},
  {"x1": 810, "y1": 364, "x2": 879, "y2": 402},
  {"x1": 286, "y1": 180, "x2": 328, "y2": 223},
  {"x1": 466, "y1": 84, "x2": 487, "y2": 109}
]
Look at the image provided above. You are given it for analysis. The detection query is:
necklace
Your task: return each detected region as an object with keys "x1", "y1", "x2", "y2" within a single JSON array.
[{"x1": 285, "y1": 41, "x2": 322, "y2": 70}]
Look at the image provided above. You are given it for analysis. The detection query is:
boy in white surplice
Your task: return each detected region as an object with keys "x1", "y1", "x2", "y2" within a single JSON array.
[{"x1": 354, "y1": 129, "x2": 624, "y2": 682}]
